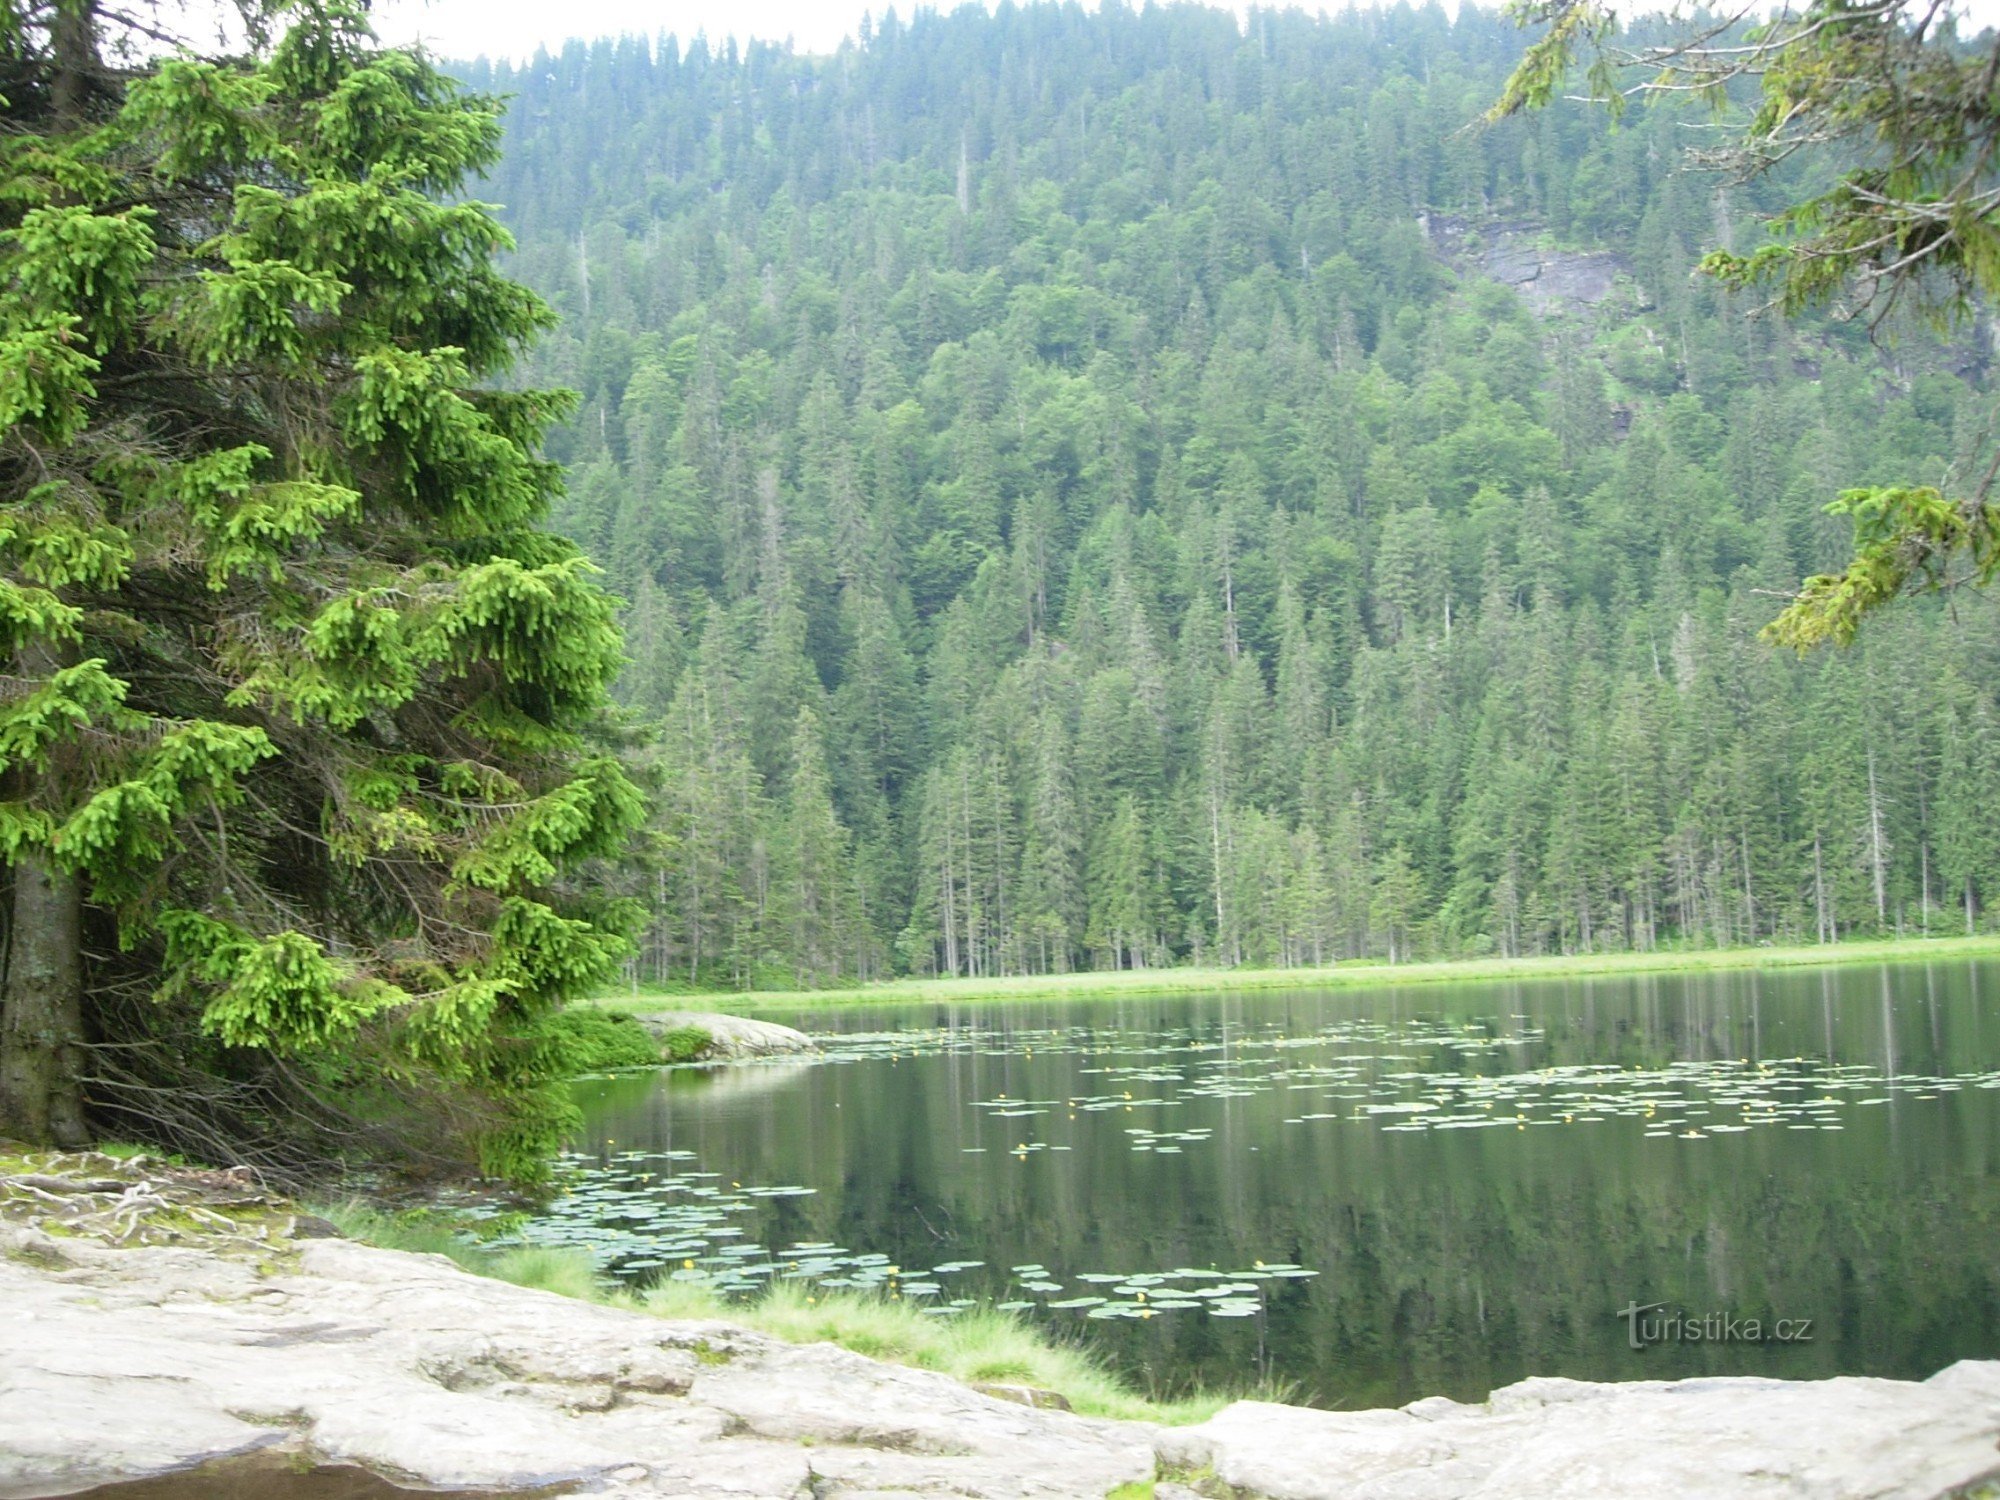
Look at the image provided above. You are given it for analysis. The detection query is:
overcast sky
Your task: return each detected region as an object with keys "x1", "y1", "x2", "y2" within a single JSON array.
[
  {"x1": 370, "y1": 0, "x2": 1332, "y2": 61},
  {"x1": 370, "y1": 0, "x2": 1034, "y2": 60}
]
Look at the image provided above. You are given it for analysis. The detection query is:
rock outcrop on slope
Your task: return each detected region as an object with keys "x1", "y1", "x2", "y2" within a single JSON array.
[
  {"x1": 1421, "y1": 214, "x2": 1631, "y2": 315},
  {"x1": 3, "y1": 1151, "x2": 1997, "y2": 1500}
]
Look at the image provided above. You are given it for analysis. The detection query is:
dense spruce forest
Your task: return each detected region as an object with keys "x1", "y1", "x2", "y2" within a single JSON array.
[{"x1": 454, "y1": 2, "x2": 2000, "y2": 987}]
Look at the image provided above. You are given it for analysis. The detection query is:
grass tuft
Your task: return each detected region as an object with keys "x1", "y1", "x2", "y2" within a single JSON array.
[{"x1": 643, "y1": 1279, "x2": 1237, "y2": 1422}]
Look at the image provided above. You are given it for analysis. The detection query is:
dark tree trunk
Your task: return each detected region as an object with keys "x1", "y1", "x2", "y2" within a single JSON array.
[
  {"x1": 0, "y1": 851, "x2": 88, "y2": 1147},
  {"x1": 50, "y1": 1, "x2": 101, "y2": 126},
  {"x1": 0, "y1": 627, "x2": 89, "y2": 1148},
  {"x1": 0, "y1": 3, "x2": 100, "y2": 1146}
]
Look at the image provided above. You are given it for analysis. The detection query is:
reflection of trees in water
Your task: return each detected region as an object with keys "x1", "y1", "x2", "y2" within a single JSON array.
[{"x1": 573, "y1": 965, "x2": 2000, "y2": 1407}]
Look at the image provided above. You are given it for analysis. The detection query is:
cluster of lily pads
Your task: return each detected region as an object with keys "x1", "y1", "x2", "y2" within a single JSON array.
[
  {"x1": 489, "y1": 1148, "x2": 1313, "y2": 1323},
  {"x1": 478, "y1": 1150, "x2": 814, "y2": 1278},
  {"x1": 1275, "y1": 1054, "x2": 2000, "y2": 1139},
  {"x1": 1037, "y1": 1264, "x2": 1317, "y2": 1320},
  {"x1": 517, "y1": 1010, "x2": 1999, "y2": 1327},
  {"x1": 819, "y1": 1016, "x2": 2000, "y2": 1147}
]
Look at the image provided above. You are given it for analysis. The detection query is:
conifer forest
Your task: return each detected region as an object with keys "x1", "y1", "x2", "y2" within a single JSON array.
[{"x1": 459, "y1": 3, "x2": 2000, "y2": 989}]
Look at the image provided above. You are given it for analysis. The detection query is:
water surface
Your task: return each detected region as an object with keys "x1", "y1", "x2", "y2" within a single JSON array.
[{"x1": 536, "y1": 962, "x2": 2000, "y2": 1407}]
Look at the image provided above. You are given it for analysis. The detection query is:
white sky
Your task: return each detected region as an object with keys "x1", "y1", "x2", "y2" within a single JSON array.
[
  {"x1": 366, "y1": 0, "x2": 961, "y2": 60},
  {"x1": 371, "y1": 0, "x2": 1293, "y2": 61},
  {"x1": 364, "y1": 0, "x2": 2000, "y2": 62},
  {"x1": 367, "y1": 0, "x2": 2000, "y2": 65}
]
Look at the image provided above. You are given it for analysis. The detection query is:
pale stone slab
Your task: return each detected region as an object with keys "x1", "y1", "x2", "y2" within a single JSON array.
[
  {"x1": 1163, "y1": 1371, "x2": 2000, "y2": 1500},
  {"x1": 632, "y1": 1010, "x2": 818, "y2": 1058}
]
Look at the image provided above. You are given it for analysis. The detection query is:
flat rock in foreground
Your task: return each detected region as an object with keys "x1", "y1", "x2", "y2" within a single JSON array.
[
  {"x1": 0, "y1": 1226, "x2": 1151, "y2": 1500},
  {"x1": 3, "y1": 1154, "x2": 1998, "y2": 1500},
  {"x1": 1163, "y1": 1375, "x2": 2000, "y2": 1500}
]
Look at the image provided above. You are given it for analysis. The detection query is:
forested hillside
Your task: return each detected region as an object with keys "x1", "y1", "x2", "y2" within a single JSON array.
[{"x1": 454, "y1": 2, "x2": 2000, "y2": 986}]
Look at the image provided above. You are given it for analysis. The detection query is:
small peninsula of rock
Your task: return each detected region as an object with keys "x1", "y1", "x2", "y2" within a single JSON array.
[{"x1": 633, "y1": 1011, "x2": 818, "y2": 1060}]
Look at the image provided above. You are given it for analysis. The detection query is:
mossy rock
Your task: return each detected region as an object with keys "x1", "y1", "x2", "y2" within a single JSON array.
[
  {"x1": 656, "y1": 1024, "x2": 713, "y2": 1063},
  {"x1": 631, "y1": 1011, "x2": 816, "y2": 1059}
]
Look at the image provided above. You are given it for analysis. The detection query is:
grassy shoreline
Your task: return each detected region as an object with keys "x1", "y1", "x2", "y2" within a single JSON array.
[
  {"x1": 323, "y1": 1202, "x2": 1240, "y2": 1423},
  {"x1": 590, "y1": 933, "x2": 2000, "y2": 1017}
]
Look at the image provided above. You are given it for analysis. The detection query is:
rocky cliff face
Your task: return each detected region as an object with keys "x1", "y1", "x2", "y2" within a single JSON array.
[
  {"x1": 1424, "y1": 214, "x2": 1632, "y2": 316},
  {"x1": 4, "y1": 1151, "x2": 1998, "y2": 1500}
]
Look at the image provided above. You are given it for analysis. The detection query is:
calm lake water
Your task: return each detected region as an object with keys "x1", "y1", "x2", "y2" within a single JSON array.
[{"x1": 534, "y1": 963, "x2": 2000, "y2": 1408}]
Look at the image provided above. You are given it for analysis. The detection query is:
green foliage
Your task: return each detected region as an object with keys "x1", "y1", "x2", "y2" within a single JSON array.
[
  {"x1": 544, "y1": 1008, "x2": 662, "y2": 1071},
  {"x1": 5, "y1": 205, "x2": 156, "y2": 349},
  {"x1": 0, "y1": 318, "x2": 96, "y2": 442},
  {"x1": 158, "y1": 912, "x2": 394, "y2": 1052},
  {"x1": 1488, "y1": 0, "x2": 1621, "y2": 121},
  {"x1": 0, "y1": 660, "x2": 131, "y2": 769},
  {"x1": 57, "y1": 724, "x2": 275, "y2": 885},
  {"x1": 0, "y1": 0, "x2": 638, "y2": 1181},
  {"x1": 321, "y1": 1201, "x2": 605, "y2": 1300},
  {"x1": 1764, "y1": 486, "x2": 1994, "y2": 649},
  {"x1": 638, "y1": 1279, "x2": 1235, "y2": 1424}
]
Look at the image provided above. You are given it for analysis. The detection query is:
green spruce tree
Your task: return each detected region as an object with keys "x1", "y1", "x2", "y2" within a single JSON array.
[{"x1": 0, "y1": 0, "x2": 640, "y2": 1179}]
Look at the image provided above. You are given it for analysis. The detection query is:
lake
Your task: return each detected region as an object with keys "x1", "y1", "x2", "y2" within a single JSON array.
[{"x1": 528, "y1": 962, "x2": 2000, "y2": 1408}]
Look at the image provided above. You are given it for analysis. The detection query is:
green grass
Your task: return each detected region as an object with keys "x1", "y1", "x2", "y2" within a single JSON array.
[
  {"x1": 321, "y1": 1201, "x2": 1239, "y2": 1423},
  {"x1": 322, "y1": 1202, "x2": 605, "y2": 1300},
  {"x1": 588, "y1": 933, "x2": 2000, "y2": 1017},
  {"x1": 641, "y1": 1278, "x2": 1238, "y2": 1422}
]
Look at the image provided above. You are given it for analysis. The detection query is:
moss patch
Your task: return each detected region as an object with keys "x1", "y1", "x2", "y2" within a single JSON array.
[{"x1": 656, "y1": 1024, "x2": 713, "y2": 1063}]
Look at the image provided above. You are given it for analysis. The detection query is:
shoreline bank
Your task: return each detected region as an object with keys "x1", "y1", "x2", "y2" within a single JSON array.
[{"x1": 591, "y1": 933, "x2": 2000, "y2": 1018}]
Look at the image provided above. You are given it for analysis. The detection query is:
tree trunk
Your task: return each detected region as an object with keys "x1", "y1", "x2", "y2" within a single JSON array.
[
  {"x1": 1813, "y1": 836, "x2": 1829, "y2": 944},
  {"x1": 1920, "y1": 839, "x2": 1931, "y2": 935},
  {"x1": 1866, "y1": 747, "x2": 1888, "y2": 926},
  {"x1": 50, "y1": 1, "x2": 101, "y2": 126},
  {"x1": 0, "y1": 851, "x2": 89, "y2": 1147}
]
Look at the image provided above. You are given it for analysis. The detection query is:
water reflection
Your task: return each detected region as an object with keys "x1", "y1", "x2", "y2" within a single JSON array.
[{"x1": 543, "y1": 963, "x2": 2000, "y2": 1407}]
